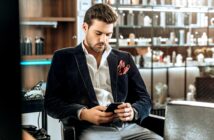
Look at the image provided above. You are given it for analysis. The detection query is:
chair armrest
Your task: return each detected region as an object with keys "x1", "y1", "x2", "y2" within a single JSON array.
[
  {"x1": 140, "y1": 114, "x2": 165, "y2": 137},
  {"x1": 61, "y1": 117, "x2": 76, "y2": 140}
]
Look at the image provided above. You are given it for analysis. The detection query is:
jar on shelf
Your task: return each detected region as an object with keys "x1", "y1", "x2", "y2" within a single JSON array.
[
  {"x1": 144, "y1": 15, "x2": 151, "y2": 26},
  {"x1": 132, "y1": 0, "x2": 139, "y2": 5},
  {"x1": 128, "y1": 33, "x2": 136, "y2": 46}
]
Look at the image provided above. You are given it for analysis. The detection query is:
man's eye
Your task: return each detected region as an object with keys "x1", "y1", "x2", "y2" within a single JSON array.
[{"x1": 96, "y1": 32, "x2": 102, "y2": 35}]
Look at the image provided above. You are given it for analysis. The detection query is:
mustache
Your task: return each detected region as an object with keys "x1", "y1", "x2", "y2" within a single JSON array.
[{"x1": 96, "y1": 42, "x2": 105, "y2": 46}]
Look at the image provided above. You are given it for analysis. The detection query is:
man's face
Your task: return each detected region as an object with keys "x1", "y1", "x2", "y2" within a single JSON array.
[{"x1": 83, "y1": 19, "x2": 114, "y2": 53}]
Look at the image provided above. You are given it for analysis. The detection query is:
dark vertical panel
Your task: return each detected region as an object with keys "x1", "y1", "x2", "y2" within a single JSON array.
[{"x1": 0, "y1": 0, "x2": 21, "y2": 140}]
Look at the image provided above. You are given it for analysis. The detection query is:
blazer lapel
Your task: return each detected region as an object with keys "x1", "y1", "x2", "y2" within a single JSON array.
[
  {"x1": 74, "y1": 44, "x2": 99, "y2": 105},
  {"x1": 107, "y1": 51, "x2": 118, "y2": 102}
]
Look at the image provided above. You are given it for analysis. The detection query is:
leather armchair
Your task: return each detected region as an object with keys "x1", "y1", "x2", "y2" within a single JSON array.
[
  {"x1": 60, "y1": 117, "x2": 76, "y2": 140},
  {"x1": 60, "y1": 114, "x2": 165, "y2": 140},
  {"x1": 61, "y1": 101, "x2": 214, "y2": 140}
]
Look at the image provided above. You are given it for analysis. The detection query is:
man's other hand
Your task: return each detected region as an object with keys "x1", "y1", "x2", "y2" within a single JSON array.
[{"x1": 114, "y1": 103, "x2": 134, "y2": 122}]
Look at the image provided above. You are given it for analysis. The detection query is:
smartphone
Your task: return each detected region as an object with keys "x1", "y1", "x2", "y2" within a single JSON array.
[{"x1": 105, "y1": 102, "x2": 123, "y2": 112}]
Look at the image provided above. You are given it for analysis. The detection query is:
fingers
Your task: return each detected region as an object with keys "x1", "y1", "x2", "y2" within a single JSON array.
[
  {"x1": 93, "y1": 106, "x2": 114, "y2": 117},
  {"x1": 114, "y1": 103, "x2": 134, "y2": 121},
  {"x1": 94, "y1": 105, "x2": 107, "y2": 112},
  {"x1": 115, "y1": 108, "x2": 132, "y2": 121},
  {"x1": 117, "y1": 102, "x2": 131, "y2": 109},
  {"x1": 86, "y1": 106, "x2": 115, "y2": 125}
]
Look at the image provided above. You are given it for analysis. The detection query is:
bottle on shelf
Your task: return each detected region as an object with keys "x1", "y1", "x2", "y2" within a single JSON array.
[
  {"x1": 139, "y1": 55, "x2": 144, "y2": 67},
  {"x1": 175, "y1": 12, "x2": 184, "y2": 27},
  {"x1": 179, "y1": 30, "x2": 185, "y2": 45},
  {"x1": 186, "y1": 32, "x2": 192, "y2": 45},
  {"x1": 119, "y1": 0, "x2": 123, "y2": 5},
  {"x1": 166, "y1": 12, "x2": 175, "y2": 26},
  {"x1": 137, "y1": 11, "x2": 144, "y2": 26},
  {"x1": 186, "y1": 47, "x2": 193, "y2": 65},
  {"x1": 160, "y1": 12, "x2": 165, "y2": 27},
  {"x1": 176, "y1": 54, "x2": 183, "y2": 65},
  {"x1": 127, "y1": 10, "x2": 134, "y2": 26},
  {"x1": 208, "y1": 0, "x2": 214, "y2": 7},
  {"x1": 169, "y1": 32, "x2": 176, "y2": 45},
  {"x1": 149, "y1": 0, "x2": 157, "y2": 6},
  {"x1": 160, "y1": 0, "x2": 165, "y2": 5},
  {"x1": 23, "y1": 37, "x2": 32, "y2": 55},
  {"x1": 186, "y1": 84, "x2": 196, "y2": 101},
  {"x1": 200, "y1": 32, "x2": 208, "y2": 46},
  {"x1": 153, "y1": 14, "x2": 159, "y2": 26},
  {"x1": 123, "y1": 0, "x2": 131, "y2": 5},
  {"x1": 20, "y1": 38, "x2": 24, "y2": 55},
  {"x1": 35, "y1": 37, "x2": 45, "y2": 55},
  {"x1": 172, "y1": 51, "x2": 176, "y2": 65},
  {"x1": 142, "y1": 0, "x2": 147, "y2": 5},
  {"x1": 144, "y1": 47, "x2": 152, "y2": 67},
  {"x1": 118, "y1": 10, "x2": 125, "y2": 26}
]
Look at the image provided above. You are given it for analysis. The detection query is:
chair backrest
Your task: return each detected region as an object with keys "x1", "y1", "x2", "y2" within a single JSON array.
[
  {"x1": 164, "y1": 101, "x2": 214, "y2": 140},
  {"x1": 195, "y1": 77, "x2": 214, "y2": 103}
]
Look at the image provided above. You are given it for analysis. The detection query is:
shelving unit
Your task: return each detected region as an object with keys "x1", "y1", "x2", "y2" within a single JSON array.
[
  {"x1": 106, "y1": 0, "x2": 214, "y2": 116},
  {"x1": 20, "y1": 0, "x2": 77, "y2": 89},
  {"x1": 20, "y1": 0, "x2": 77, "y2": 57}
]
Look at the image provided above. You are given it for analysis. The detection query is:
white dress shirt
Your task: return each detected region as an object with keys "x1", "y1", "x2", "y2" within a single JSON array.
[{"x1": 82, "y1": 43, "x2": 114, "y2": 106}]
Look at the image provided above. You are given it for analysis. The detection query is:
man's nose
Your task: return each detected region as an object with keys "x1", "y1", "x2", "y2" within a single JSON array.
[{"x1": 100, "y1": 34, "x2": 107, "y2": 42}]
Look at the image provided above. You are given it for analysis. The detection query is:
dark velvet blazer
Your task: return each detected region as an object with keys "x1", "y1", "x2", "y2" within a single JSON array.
[{"x1": 45, "y1": 43, "x2": 151, "y2": 124}]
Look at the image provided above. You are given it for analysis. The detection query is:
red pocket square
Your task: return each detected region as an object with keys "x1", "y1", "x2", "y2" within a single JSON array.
[{"x1": 117, "y1": 60, "x2": 130, "y2": 75}]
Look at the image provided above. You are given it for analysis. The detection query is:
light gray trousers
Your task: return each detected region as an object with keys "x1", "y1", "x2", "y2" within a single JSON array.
[{"x1": 79, "y1": 123, "x2": 163, "y2": 140}]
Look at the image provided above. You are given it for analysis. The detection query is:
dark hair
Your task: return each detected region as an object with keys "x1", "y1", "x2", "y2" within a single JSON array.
[{"x1": 84, "y1": 3, "x2": 118, "y2": 26}]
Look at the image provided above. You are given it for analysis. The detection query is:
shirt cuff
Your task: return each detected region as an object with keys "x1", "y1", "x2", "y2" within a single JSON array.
[
  {"x1": 77, "y1": 107, "x2": 87, "y2": 120},
  {"x1": 133, "y1": 108, "x2": 139, "y2": 121}
]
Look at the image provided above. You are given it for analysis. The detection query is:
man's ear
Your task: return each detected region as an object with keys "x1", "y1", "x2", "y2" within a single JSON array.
[{"x1": 82, "y1": 23, "x2": 88, "y2": 32}]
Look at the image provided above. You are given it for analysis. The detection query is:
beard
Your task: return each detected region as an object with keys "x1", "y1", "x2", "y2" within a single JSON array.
[{"x1": 89, "y1": 42, "x2": 107, "y2": 53}]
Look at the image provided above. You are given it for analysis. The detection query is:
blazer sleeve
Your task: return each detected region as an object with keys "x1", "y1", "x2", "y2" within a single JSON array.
[
  {"x1": 44, "y1": 51, "x2": 85, "y2": 120},
  {"x1": 126, "y1": 53, "x2": 152, "y2": 123}
]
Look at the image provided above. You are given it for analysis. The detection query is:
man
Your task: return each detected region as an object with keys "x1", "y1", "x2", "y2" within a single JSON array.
[{"x1": 45, "y1": 3, "x2": 162, "y2": 140}]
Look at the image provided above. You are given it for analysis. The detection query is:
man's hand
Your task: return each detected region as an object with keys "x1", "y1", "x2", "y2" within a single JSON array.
[
  {"x1": 114, "y1": 103, "x2": 134, "y2": 122},
  {"x1": 80, "y1": 106, "x2": 115, "y2": 125}
]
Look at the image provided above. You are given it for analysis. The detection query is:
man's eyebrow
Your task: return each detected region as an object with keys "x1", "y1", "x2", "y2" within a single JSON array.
[{"x1": 95, "y1": 30, "x2": 113, "y2": 34}]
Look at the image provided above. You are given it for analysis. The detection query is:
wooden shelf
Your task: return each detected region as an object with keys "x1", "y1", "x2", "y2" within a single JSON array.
[
  {"x1": 22, "y1": 17, "x2": 76, "y2": 22},
  {"x1": 22, "y1": 55, "x2": 52, "y2": 60}
]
